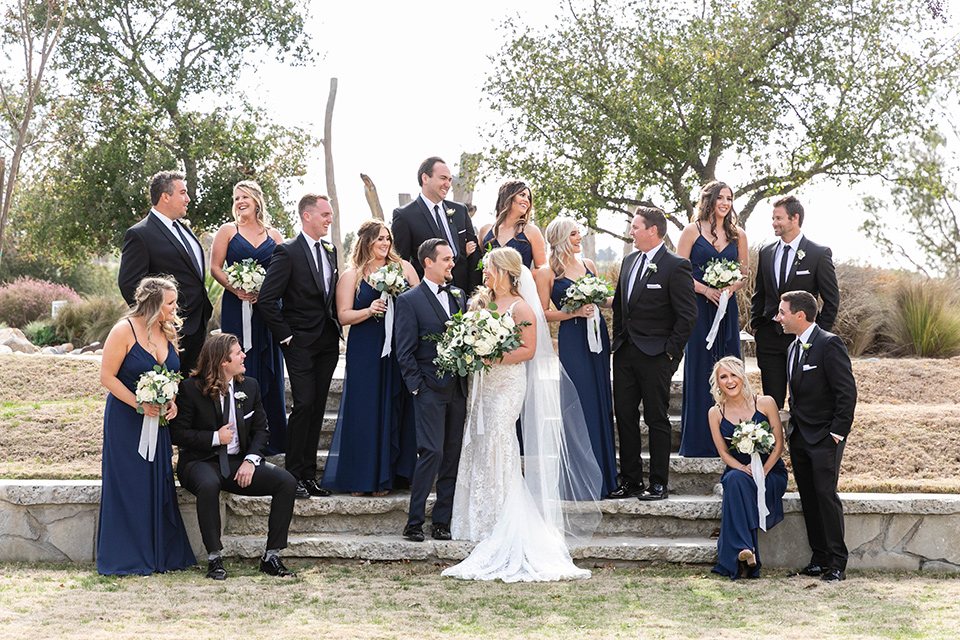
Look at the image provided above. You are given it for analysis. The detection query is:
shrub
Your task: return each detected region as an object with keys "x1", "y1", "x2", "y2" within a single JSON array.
[
  {"x1": 22, "y1": 319, "x2": 67, "y2": 347},
  {"x1": 883, "y1": 277, "x2": 960, "y2": 358},
  {"x1": 832, "y1": 264, "x2": 892, "y2": 356},
  {"x1": 0, "y1": 276, "x2": 81, "y2": 328},
  {"x1": 53, "y1": 295, "x2": 130, "y2": 347}
]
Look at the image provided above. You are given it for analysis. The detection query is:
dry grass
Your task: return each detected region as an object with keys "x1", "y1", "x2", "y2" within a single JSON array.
[{"x1": 1, "y1": 562, "x2": 959, "y2": 639}]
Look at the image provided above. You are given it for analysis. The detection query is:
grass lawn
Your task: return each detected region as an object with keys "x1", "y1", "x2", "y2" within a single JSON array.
[{"x1": 1, "y1": 562, "x2": 959, "y2": 639}]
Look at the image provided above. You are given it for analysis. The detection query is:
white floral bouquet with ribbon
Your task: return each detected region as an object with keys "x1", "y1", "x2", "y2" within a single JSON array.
[
  {"x1": 224, "y1": 258, "x2": 266, "y2": 351},
  {"x1": 701, "y1": 257, "x2": 744, "y2": 350},
  {"x1": 134, "y1": 364, "x2": 183, "y2": 462},
  {"x1": 430, "y1": 304, "x2": 528, "y2": 377},
  {"x1": 559, "y1": 274, "x2": 614, "y2": 354},
  {"x1": 368, "y1": 263, "x2": 410, "y2": 357},
  {"x1": 729, "y1": 419, "x2": 775, "y2": 530}
]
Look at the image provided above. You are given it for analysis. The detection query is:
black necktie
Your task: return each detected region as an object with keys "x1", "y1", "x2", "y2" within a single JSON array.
[
  {"x1": 219, "y1": 394, "x2": 231, "y2": 478},
  {"x1": 315, "y1": 241, "x2": 328, "y2": 295},
  {"x1": 174, "y1": 222, "x2": 202, "y2": 277},
  {"x1": 789, "y1": 340, "x2": 802, "y2": 382},
  {"x1": 434, "y1": 205, "x2": 457, "y2": 257},
  {"x1": 779, "y1": 244, "x2": 791, "y2": 290}
]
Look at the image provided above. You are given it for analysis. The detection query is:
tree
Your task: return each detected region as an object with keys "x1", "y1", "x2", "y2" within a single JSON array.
[
  {"x1": 483, "y1": 0, "x2": 960, "y2": 237},
  {"x1": 861, "y1": 128, "x2": 960, "y2": 277}
]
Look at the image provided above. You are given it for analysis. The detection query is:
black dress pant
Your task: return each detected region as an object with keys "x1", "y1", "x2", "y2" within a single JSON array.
[
  {"x1": 179, "y1": 457, "x2": 297, "y2": 553},
  {"x1": 789, "y1": 430, "x2": 848, "y2": 570},
  {"x1": 612, "y1": 342, "x2": 675, "y2": 488},
  {"x1": 755, "y1": 322, "x2": 794, "y2": 409}
]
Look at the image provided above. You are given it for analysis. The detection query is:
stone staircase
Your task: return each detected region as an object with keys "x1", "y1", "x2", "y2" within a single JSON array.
[{"x1": 224, "y1": 356, "x2": 728, "y2": 567}]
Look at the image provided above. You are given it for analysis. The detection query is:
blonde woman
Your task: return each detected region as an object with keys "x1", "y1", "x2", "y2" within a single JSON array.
[
  {"x1": 210, "y1": 180, "x2": 288, "y2": 454},
  {"x1": 97, "y1": 276, "x2": 196, "y2": 575},
  {"x1": 321, "y1": 220, "x2": 419, "y2": 496},
  {"x1": 707, "y1": 356, "x2": 787, "y2": 580},
  {"x1": 478, "y1": 181, "x2": 546, "y2": 269},
  {"x1": 534, "y1": 216, "x2": 617, "y2": 495}
]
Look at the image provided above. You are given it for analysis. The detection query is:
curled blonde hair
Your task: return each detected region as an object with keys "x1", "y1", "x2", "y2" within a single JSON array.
[
  {"x1": 709, "y1": 356, "x2": 754, "y2": 406},
  {"x1": 125, "y1": 276, "x2": 182, "y2": 352},
  {"x1": 470, "y1": 247, "x2": 524, "y2": 312},
  {"x1": 544, "y1": 216, "x2": 579, "y2": 279},
  {"x1": 232, "y1": 180, "x2": 269, "y2": 230},
  {"x1": 351, "y1": 220, "x2": 402, "y2": 293}
]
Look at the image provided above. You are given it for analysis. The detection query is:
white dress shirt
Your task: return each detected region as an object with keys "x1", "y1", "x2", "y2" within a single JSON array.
[
  {"x1": 420, "y1": 193, "x2": 457, "y2": 255},
  {"x1": 626, "y1": 241, "x2": 664, "y2": 300},
  {"x1": 423, "y1": 277, "x2": 455, "y2": 317},
  {"x1": 300, "y1": 230, "x2": 333, "y2": 294},
  {"x1": 775, "y1": 232, "x2": 805, "y2": 288}
]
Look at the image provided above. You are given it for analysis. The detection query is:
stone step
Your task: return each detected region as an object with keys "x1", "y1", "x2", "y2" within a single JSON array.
[{"x1": 220, "y1": 532, "x2": 718, "y2": 566}]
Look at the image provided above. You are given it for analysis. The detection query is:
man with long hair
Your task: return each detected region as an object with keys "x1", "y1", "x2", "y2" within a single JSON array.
[{"x1": 170, "y1": 333, "x2": 298, "y2": 580}]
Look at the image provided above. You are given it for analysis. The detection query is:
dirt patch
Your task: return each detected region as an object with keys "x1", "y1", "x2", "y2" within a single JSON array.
[{"x1": 1, "y1": 354, "x2": 105, "y2": 403}]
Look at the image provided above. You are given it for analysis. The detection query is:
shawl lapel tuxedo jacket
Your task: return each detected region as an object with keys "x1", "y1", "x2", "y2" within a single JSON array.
[
  {"x1": 787, "y1": 325, "x2": 857, "y2": 444},
  {"x1": 117, "y1": 214, "x2": 213, "y2": 336},
  {"x1": 257, "y1": 234, "x2": 341, "y2": 344},
  {"x1": 391, "y1": 198, "x2": 482, "y2": 293},
  {"x1": 393, "y1": 282, "x2": 468, "y2": 396},
  {"x1": 750, "y1": 236, "x2": 840, "y2": 332},
  {"x1": 169, "y1": 376, "x2": 269, "y2": 473},
  {"x1": 611, "y1": 245, "x2": 698, "y2": 359}
]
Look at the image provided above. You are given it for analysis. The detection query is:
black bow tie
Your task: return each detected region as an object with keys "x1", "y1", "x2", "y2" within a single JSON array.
[{"x1": 437, "y1": 284, "x2": 453, "y2": 294}]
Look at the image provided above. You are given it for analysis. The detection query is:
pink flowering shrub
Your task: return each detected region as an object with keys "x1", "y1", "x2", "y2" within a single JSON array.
[{"x1": 0, "y1": 276, "x2": 81, "y2": 328}]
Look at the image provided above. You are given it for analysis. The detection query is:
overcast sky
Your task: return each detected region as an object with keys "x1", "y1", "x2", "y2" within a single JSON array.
[{"x1": 238, "y1": 0, "x2": 960, "y2": 266}]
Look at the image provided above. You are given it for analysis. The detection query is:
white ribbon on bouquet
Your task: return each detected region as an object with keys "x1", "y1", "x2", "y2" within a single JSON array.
[
  {"x1": 705, "y1": 289, "x2": 731, "y2": 350},
  {"x1": 137, "y1": 414, "x2": 159, "y2": 462},
  {"x1": 463, "y1": 369, "x2": 486, "y2": 448},
  {"x1": 380, "y1": 292, "x2": 395, "y2": 358},
  {"x1": 241, "y1": 300, "x2": 254, "y2": 351},
  {"x1": 586, "y1": 306, "x2": 603, "y2": 354},
  {"x1": 751, "y1": 452, "x2": 770, "y2": 531}
]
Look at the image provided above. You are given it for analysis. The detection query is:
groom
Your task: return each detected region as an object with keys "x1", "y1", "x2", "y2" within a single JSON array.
[
  {"x1": 610, "y1": 207, "x2": 697, "y2": 501},
  {"x1": 394, "y1": 238, "x2": 468, "y2": 542}
]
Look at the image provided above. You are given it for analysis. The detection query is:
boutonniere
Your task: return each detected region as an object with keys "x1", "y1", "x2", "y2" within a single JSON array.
[
  {"x1": 800, "y1": 342, "x2": 811, "y2": 352},
  {"x1": 321, "y1": 240, "x2": 334, "y2": 252},
  {"x1": 451, "y1": 289, "x2": 462, "y2": 299},
  {"x1": 647, "y1": 262, "x2": 658, "y2": 273},
  {"x1": 796, "y1": 249, "x2": 806, "y2": 262},
  {"x1": 445, "y1": 207, "x2": 456, "y2": 219},
  {"x1": 234, "y1": 391, "x2": 247, "y2": 407}
]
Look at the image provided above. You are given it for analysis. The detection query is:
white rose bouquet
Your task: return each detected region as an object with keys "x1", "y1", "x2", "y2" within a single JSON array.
[
  {"x1": 701, "y1": 257, "x2": 744, "y2": 350},
  {"x1": 368, "y1": 263, "x2": 410, "y2": 357},
  {"x1": 430, "y1": 303, "x2": 530, "y2": 377},
  {"x1": 559, "y1": 274, "x2": 614, "y2": 354},
  {"x1": 134, "y1": 364, "x2": 183, "y2": 462},
  {"x1": 224, "y1": 258, "x2": 267, "y2": 351},
  {"x1": 728, "y1": 418, "x2": 776, "y2": 530}
]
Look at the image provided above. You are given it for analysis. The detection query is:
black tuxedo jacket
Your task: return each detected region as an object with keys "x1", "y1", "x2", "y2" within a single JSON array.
[
  {"x1": 169, "y1": 376, "x2": 269, "y2": 472},
  {"x1": 257, "y1": 234, "x2": 341, "y2": 344},
  {"x1": 391, "y1": 198, "x2": 482, "y2": 293},
  {"x1": 788, "y1": 325, "x2": 857, "y2": 444},
  {"x1": 117, "y1": 214, "x2": 213, "y2": 336},
  {"x1": 394, "y1": 282, "x2": 468, "y2": 396},
  {"x1": 611, "y1": 245, "x2": 698, "y2": 358},
  {"x1": 750, "y1": 236, "x2": 839, "y2": 332}
]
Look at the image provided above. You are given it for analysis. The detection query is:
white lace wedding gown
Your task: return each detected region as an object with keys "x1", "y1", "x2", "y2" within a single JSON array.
[{"x1": 443, "y1": 300, "x2": 592, "y2": 583}]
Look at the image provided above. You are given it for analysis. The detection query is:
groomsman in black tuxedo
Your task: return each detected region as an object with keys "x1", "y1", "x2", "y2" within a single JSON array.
[
  {"x1": 258, "y1": 194, "x2": 341, "y2": 500},
  {"x1": 118, "y1": 170, "x2": 213, "y2": 375},
  {"x1": 777, "y1": 290, "x2": 857, "y2": 583},
  {"x1": 751, "y1": 195, "x2": 839, "y2": 409},
  {"x1": 392, "y1": 156, "x2": 482, "y2": 293},
  {"x1": 394, "y1": 238, "x2": 468, "y2": 542},
  {"x1": 170, "y1": 333, "x2": 298, "y2": 580},
  {"x1": 610, "y1": 207, "x2": 697, "y2": 501}
]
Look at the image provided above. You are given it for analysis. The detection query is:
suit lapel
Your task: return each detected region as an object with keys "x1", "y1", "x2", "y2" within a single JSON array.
[
  {"x1": 214, "y1": 390, "x2": 224, "y2": 430},
  {"x1": 440, "y1": 201, "x2": 461, "y2": 254},
  {"x1": 419, "y1": 283, "x2": 450, "y2": 325},
  {"x1": 297, "y1": 235, "x2": 326, "y2": 298},
  {"x1": 321, "y1": 240, "x2": 338, "y2": 315},
  {"x1": 783, "y1": 237, "x2": 809, "y2": 291},
  {"x1": 416, "y1": 197, "x2": 443, "y2": 237},
  {"x1": 628, "y1": 245, "x2": 665, "y2": 309},
  {"x1": 793, "y1": 325, "x2": 821, "y2": 390},
  {"x1": 148, "y1": 214, "x2": 202, "y2": 282},
  {"x1": 234, "y1": 382, "x2": 245, "y2": 451}
]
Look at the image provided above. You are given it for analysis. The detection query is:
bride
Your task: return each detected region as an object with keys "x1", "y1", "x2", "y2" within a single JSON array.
[{"x1": 442, "y1": 247, "x2": 602, "y2": 582}]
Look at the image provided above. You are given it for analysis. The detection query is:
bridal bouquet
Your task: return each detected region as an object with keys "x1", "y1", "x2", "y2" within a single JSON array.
[
  {"x1": 368, "y1": 263, "x2": 410, "y2": 357},
  {"x1": 134, "y1": 364, "x2": 183, "y2": 462},
  {"x1": 431, "y1": 304, "x2": 528, "y2": 376},
  {"x1": 701, "y1": 257, "x2": 744, "y2": 350},
  {"x1": 559, "y1": 274, "x2": 614, "y2": 354},
  {"x1": 729, "y1": 418, "x2": 775, "y2": 530},
  {"x1": 224, "y1": 258, "x2": 267, "y2": 351}
]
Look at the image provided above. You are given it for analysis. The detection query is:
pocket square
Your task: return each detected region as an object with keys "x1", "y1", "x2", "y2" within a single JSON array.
[
  {"x1": 457, "y1": 229, "x2": 466, "y2": 234},
  {"x1": 796, "y1": 269, "x2": 811, "y2": 275},
  {"x1": 802, "y1": 364, "x2": 817, "y2": 371},
  {"x1": 646, "y1": 283, "x2": 662, "y2": 289},
  {"x1": 243, "y1": 411, "x2": 255, "y2": 420}
]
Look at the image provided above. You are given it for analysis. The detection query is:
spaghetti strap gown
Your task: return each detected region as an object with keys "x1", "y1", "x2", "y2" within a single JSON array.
[
  {"x1": 550, "y1": 271, "x2": 618, "y2": 497},
  {"x1": 96, "y1": 324, "x2": 196, "y2": 575},
  {"x1": 321, "y1": 280, "x2": 416, "y2": 492},
  {"x1": 220, "y1": 230, "x2": 287, "y2": 454},
  {"x1": 712, "y1": 408, "x2": 787, "y2": 580},
  {"x1": 680, "y1": 234, "x2": 741, "y2": 457}
]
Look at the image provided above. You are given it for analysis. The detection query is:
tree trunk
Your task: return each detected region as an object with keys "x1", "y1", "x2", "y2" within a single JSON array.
[
  {"x1": 0, "y1": 157, "x2": 6, "y2": 268},
  {"x1": 322, "y1": 78, "x2": 344, "y2": 273},
  {"x1": 452, "y1": 152, "x2": 480, "y2": 205},
  {"x1": 582, "y1": 228, "x2": 596, "y2": 263},
  {"x1": 398, "y1": 193, "x2": 412, "y2": 206},
  {"x1": 360, "y1": 173, "x2": 383, "y2": 221}
]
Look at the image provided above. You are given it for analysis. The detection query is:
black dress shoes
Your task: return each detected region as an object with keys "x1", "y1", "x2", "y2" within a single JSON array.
[
  {"x1": 402, "y1": 523, "x2": 425, "y2": 542},
  {"x1": 795, "y1": 563, "x2": 825, "y2": 577},
  {"x1": 431, "y1": 522, "x2": 452, "y2": 540},
  {"x1": 299, "y1": 479, "x2": 331, "y2": 498},
  {"x1": 294, "y1": 482, "x2": 310, "y2": 499},
  {"x1": 606, "y1": 481, "x2": 645, "y2": 499},
  {"x1": 638, "y1": 484, "x2": 668, "y2": 501},
  {"x1": 206, "y1": 556, "x2": 227, "y2": 580},
  {"x1": 260, "y1": 555, "x2": 297, "y2": 577},
  {"x1": 820, "y1": 568, "x2": 846, "y2": 582}
]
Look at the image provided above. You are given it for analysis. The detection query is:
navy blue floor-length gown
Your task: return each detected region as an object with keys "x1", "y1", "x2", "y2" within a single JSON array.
[
  {"x1": 220, "y1": 230, "x2": 287, "y2": 455},
  {"x1": 321, "y1": 280, "x2": 416, "y2": 492},
  {"x1": 550, "y1": 273, "x2": 618, "y2": 497},
  {"x1": 680, "y1": 234, "x2": 741, "y2": 457},
  {"x1": 712, "y1": 408, "x2": 787, "y2": 580},
  {"x1": 97, "y1": 325, "x2": 196, "y2": 575}
]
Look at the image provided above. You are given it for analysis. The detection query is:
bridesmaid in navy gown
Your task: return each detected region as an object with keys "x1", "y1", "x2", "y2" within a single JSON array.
[
  {"x1": 210, "y1": 180, "x2": 287, "y2": 455},
  {"x1": 321, "y1": 220, "x2": 419, "y2": 495},
  {"x1": 478, "y1": 180, "x2": 546, "y2": 270},
  {"x1": 676, "y1": 181, "x2": 749, "y2": 457},
  {"x1": 707, "y1": 356, "x2": 787, "y2": 580},
  {"x1": 97, "y1": 276, "x2": 196, "y2": 575},
  {"x1": 535, "y1": 216, "x2": 618, "y2": 496}
]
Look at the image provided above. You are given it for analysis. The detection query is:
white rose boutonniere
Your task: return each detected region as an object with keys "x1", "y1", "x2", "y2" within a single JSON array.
[
  {"x1": 647, "y1": 262, "x2": 658, "y2": 273},
  {"x1": 451, "y1": 289, "x2": 462, "y2": 299},
  {"x1": 800, "y1": 343, "x2": 811, "y2": 352},
  {"x1": 234, "y1": 391, "x2": 248, "y2": 407},
  {"x1": 796, "y1": 249, "x2": 806, "y2": 262},
  {"x1": 445, "y1": 207, "x2": 456, "y2": 219}
]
